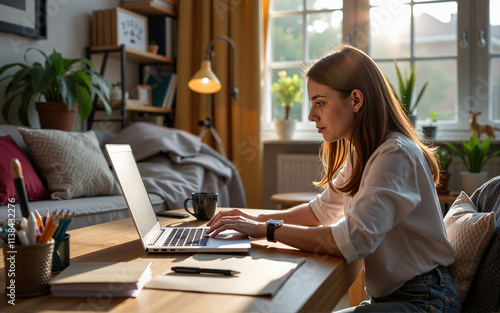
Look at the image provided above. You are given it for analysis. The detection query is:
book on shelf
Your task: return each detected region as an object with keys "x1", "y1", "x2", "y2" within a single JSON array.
[
  {"x1": 148, "y1": 16, "x2": 177, "y2": 58},
  {"x1": 50, "y1": 262, "x2": 152, "y2": 298},
  {"x1": 146, "y1": 72, "x2": 177, "y2": 109},
  {"x1": 122, "y1": 0, "x2": 175, "y2": 10},
  {"x1": 91, "y1": 7, "x2": 148, "y2": 51}
]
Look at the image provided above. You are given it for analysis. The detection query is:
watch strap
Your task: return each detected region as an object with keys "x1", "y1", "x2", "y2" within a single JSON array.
[{"x1": 266, "y1": 221, "x2": 282, "y2": 242}]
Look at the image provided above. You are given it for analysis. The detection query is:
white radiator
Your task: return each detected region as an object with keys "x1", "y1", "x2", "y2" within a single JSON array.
[{"x1": 277, "y1": 154, "x2": 323, "y2": 193}]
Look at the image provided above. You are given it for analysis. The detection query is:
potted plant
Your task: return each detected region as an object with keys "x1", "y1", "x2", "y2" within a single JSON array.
[
  {"x1": 271, "y1": 70, "x2": 303, "y2": 140},
  {"x1": 435, "y1": 147, "x2": 453, "y2": 194},
  {"x1": 390, "y1": 60, "x2": 431, "y2": 125},
  {"x1": 0, "y1": 48, "x2": 110, "y2": 131},
  {"x1": 443, "y1": 134, "x2": 500, "y2": 195},
  {"x1": 148, "y1": 40, "x2": 159, "y2": 54},
  {"x1": 422, "y1": 111, "x2": 439, "y2": 139}
]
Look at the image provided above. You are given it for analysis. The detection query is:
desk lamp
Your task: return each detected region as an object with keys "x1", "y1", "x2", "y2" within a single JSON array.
[{"x1": 188, "y1": 35, "x2": 238, "y2": 157}]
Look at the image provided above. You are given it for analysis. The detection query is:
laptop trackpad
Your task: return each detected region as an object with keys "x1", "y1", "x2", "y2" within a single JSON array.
[{"x1": 213, "y1": 230, "x2": 248, "y2": 240}]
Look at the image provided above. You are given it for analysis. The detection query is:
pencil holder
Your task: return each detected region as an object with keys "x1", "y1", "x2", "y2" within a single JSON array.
[
  {"x1": 52, "y1": 234, "x2": 70, "y2": 273},
  {"x1": 2, "y1": 240, "x2": 54, "y2": 297}
]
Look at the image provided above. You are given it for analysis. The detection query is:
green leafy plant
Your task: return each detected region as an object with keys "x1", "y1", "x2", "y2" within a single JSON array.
[
  {"x1": 271, "y1": 70, "x2": 303, "y2": 120},
  {"x1": 435, "y1": 148, "x2": 453, "y2": 172},
  {"x1": 149, "y1": 40, "x2": 158, "y2": 45},
  {"x1": 391, "y1": 60, "x2": 431, "y2": 116},
  {"x1": 429, "y1": 111, "x2": 439, "y2": 125},
  {"x1": 0, "y1": 48, "x2": 110, "y2": 126},
  {"x1": 443, "y1": 134, "x2": 500, "y2": 173}
]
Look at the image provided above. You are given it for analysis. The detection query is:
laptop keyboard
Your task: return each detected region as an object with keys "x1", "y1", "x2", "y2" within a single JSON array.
[{"x1": 163, "y1": 228, "x2": 209, "y2": 247}]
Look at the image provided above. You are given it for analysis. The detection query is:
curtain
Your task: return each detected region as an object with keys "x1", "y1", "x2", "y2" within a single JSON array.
[{"x1": 175, "y1": 0, "x2": 263, "y2": 208}]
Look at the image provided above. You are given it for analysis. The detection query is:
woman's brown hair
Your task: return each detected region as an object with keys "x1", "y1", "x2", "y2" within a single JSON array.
[{"x1": 307, "y1": 45, "x2": 439, "y2": 196}]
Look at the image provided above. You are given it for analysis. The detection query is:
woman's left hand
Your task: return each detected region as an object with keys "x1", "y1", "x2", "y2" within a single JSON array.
[{"x1": 205, "y1": 209, "x2": 267, "y2": 239}]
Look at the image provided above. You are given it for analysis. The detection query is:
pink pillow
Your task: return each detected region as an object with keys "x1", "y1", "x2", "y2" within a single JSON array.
[{"x1": 0, "y1": 135, "x2": 50, "y2": 206}]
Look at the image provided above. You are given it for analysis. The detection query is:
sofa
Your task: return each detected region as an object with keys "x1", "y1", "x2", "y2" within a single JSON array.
[{"x1": 0, "y1": 122, "x2": 247, "y2": 230}]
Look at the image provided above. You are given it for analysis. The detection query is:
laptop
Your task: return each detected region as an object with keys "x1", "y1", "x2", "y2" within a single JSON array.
[{"x1": 105, "y1": 144, "x2": 251, "y2": 253}]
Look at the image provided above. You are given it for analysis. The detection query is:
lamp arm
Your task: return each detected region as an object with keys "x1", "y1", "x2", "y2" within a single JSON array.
[{"x1": 204, "y1": 35, "x2": 238, "y2": 100}]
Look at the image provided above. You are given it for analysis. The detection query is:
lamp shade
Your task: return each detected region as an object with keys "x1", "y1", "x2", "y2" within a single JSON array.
[{"x1": 188, "y1": 60, "x2": 222, "y2": 94}]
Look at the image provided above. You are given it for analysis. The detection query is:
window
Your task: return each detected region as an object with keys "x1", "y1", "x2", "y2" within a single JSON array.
[{"x1": 265, "y1": 0, "x2": 500, "y2": 140}]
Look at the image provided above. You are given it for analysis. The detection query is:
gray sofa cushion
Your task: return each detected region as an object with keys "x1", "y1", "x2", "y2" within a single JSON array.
[
  {"x1": 0, "y1": 193, "x2": 166, "y2": 230},
  {"x1": 462, "y1": 176, "x2": 500, "y2": 313}
]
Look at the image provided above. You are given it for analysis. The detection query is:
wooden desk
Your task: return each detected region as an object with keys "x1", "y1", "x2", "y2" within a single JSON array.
[{"x1": 0, "y1": 209, "x2": 363, "y2": 313}]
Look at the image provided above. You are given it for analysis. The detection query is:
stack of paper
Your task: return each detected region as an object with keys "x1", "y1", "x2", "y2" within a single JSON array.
[
  {"x1": 145, "y1": 254, "x2": 305, "y2": 296},
  {"x1": 50, "y1": 262, "x2": 152, "y2": 297}
]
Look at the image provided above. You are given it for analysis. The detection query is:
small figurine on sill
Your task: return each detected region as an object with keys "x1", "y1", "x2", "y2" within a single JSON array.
[{"x1": 468, "y1": 110, "x2": 500, "y2": 139}]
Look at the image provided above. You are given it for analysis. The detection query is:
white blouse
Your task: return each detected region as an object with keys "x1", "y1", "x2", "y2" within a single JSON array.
[{"x1": 309, "y1": 132, "x2": 455, "y2": 298}]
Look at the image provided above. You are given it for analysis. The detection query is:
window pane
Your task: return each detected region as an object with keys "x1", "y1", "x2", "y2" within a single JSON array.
[
  {"x1": 270, "y1": 68, "x2": 304, "y2": 121},
  {"x1": 414, "y1": 2, "x2": 457, "y2": 57},
  {"x1": 370, "y1": 4, "x2": 411, "y2": 59},
  {"x1": 271, "y1": 0, "x2": 303, "y2": 12},
  {"x1": 492, "y1": 58, "x2": 500, "y2": 121},
  {"x1": 271, "y1": 15, "x2": 303, "y2": 62},
  {"x1": 491, "y1": 0, "x2": 500, "y2": 53},
  {"x1": 307, "y1": 0, "x2": 342, "y2": 10},
  {"x1": 415, "y1": 60, "x2": 457, "y2": 122},
  {"x1": 307, "y1": 11, "x2": 343, "y2": 60},
  {"x1": 379, "y1": 60, "x2": 457, "y2": 122}
]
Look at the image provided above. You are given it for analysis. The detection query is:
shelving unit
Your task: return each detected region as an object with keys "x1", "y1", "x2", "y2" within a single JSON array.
[{"x1": 86, "y1": 1, "x2": 176, "y2": 130}]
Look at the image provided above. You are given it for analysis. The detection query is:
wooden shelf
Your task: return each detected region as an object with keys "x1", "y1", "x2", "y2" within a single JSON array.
[
  {"x1": 120, "y1": 1, "x2": 176, "y2": 17},
  {"x1": 126, "y1": 105, "x2": 174, "y2": 113},
  {"x1": 90, "y1": 46, "x2": 174, "y2": 64}
]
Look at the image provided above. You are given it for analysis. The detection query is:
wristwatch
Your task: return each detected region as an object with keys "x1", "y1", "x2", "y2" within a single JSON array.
[{"x1": 266, "y1": 219, "x2": 283, "y2": 242}]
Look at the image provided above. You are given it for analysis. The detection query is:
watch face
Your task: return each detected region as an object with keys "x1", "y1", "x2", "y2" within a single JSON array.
[{"x1": 267, "y1": 219, "x2": 283, "y2": 226}]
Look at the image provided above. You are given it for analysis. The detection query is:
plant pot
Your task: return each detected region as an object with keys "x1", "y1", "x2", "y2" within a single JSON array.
[
  {"x1": 35, "y1": 102, "x2": 77, "y2": 131},
  {"x1": 274, "y1": 119, "x2": 296, "y2": 140},
  {"x1": 460, "y1": 172, "x2": 488, "y2": 196},
  {"x1": 148, "y1": 45, "x2": 159, "y2": 54},
  {"x1": 422, "y1": 126, "x2": 437, "y2": 139},
  {"x1": 407, "y1": 114, "x2": 416, "y2": 126},
  {"x1": 436, "y1": 172, "x2": 451, "y2": 195}
]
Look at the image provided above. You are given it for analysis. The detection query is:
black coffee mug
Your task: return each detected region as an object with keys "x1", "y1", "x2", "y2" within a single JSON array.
[{"x1": 183, "y1": 192, "x2": 218, "y2": 221}]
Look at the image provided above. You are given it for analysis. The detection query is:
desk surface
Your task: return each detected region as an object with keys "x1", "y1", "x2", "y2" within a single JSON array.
[{"x1": 0, "y1": 209, "x2": 363, "y2": 313}]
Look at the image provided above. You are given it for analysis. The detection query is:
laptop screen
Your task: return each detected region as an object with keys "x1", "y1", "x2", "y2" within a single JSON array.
[{"x1": 106, "y1": 145, "x2": 159, "y2": 241}]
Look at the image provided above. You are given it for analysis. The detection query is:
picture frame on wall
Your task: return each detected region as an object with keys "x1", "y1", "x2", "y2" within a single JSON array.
[
  {"x1": 0, "y1": 0, "x2": 47, "y2": 39},
  {"x1": 136, "y1": 85, "x2": 152, "y2": 106}
]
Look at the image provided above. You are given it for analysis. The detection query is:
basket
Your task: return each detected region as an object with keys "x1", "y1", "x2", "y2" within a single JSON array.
[{"x1": 3, "y1": 240, "x2": 54, "y2": 297}]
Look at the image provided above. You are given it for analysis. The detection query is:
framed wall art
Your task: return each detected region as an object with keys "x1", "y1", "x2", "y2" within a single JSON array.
[
  {"x1": 0, "y1": 0, "x2": 47, "y2": 39},
  {"x1": 136, "y1": 85, "x2": 152, "y2": 106}
]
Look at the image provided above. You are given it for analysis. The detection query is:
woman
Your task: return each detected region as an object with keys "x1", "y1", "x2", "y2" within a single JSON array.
[{"x1": 206, "y1": 45, "x2": 460, "y2": 312}]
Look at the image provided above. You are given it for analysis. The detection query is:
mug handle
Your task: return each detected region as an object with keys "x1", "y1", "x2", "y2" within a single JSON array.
[{"x1": 183, "y1": 197, "x2": 196, "y2": 217}]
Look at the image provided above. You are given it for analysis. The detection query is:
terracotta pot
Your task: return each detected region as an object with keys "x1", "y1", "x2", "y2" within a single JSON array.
[
  {"x1": 148, "y1": 45, "x2": 159, "y2": 54},
  {"x1": 35, "y1": 102, "x2": 77, "y2": 131},
  {"x1": 436, "y1": 172, "x2": 451, "y2": 195}
]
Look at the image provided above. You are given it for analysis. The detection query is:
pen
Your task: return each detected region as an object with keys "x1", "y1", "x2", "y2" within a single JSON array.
[
  {"x1": 35, "y1": 210, "x2": 44, "y2": 233},
  {"x1": 171, "y1": 266, "x2": 240, "y2": 276},
  {"x1": 10, "y1": 159, "x2": 30, "y2": 218},
  {"x1": 17, "y1": 230, "x2": 30, "y2": 245},
  {"x1": 27, "y1": 212, "x2": 37, "y2": 245}
]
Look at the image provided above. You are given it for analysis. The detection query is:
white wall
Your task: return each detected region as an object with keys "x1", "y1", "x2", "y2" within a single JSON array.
[{"x1": 0, "y1": 0, "x2": 139, "y2": 131}]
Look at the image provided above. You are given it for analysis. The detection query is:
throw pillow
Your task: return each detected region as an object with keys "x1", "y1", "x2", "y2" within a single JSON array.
[
  {"x1": 443, "y1": 191, "x2": 495, "y2": 303},
  {"x1": 18, "y1": 128, "x2": 121, "y2": 200},
  {"x1": 0, "y1": 135, "x2": 50, "y2": 206}
]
